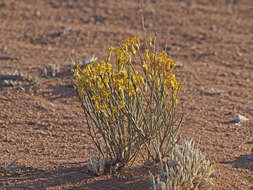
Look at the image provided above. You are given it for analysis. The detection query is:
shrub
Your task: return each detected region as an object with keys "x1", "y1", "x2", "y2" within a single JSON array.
[
  {"x1": 149, "y1": 139, "x2": 215, "y2": 190},
  {"x1": 73, "y1": 36, "x2": 183, "y2": 171}
]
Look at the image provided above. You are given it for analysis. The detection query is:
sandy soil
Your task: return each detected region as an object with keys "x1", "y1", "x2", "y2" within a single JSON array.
[{"x1": 0, "y1": 0, "x2": 253, "y2": 189}]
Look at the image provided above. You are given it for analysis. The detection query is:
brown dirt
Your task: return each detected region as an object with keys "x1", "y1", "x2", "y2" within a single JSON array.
[{"x1": 0, "y1": 0, "x2": 253, "y2": 189}]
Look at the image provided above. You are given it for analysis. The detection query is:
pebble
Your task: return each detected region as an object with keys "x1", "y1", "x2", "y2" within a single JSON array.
[
  {"x1": 200, "y1": 86, "x2": 223, "y2": 96},
  {"x1": 47, "y1": 46, "x2": 54, "y2": 51},
  {"x1": 35, "y1": 10, "x2": 40, "y2": 17},
  {"x1": 221, "y1": 72, "x2": 228, "y2": 77},
  {"x1": 237, "y1": 114, "x2": 249, "y2": 122},
  {"x1": 233, "y1": 114, "x2": 249, "y2": 126},
  {"x1": 175, "y1": 63, "x2": 183, "y2": 68}
]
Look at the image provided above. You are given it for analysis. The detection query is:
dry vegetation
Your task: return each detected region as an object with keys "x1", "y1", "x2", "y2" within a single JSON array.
[{"x1": 0, "y1": 0, "x2": 252, "y2": 189}]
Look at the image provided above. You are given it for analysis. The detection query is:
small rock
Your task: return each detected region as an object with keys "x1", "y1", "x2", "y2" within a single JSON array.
[
  {"x1": 200, "y1": 86, "x2": 223, "y2": 96},
  {"x1": 221, "y1": 72, "x2": 228, "y2": 77},
  {"x1": 237, "y1": 51, "x2": 243, "y2": 57},
  {"x1": 18, "y1": 86, "x2": 25, "y2": 91},
  {"x1": 4, "y1": 149, "x2": 9, "y2": 153},
  {"x1": 180, "y1": 1, "x2": 191, "y2": 7},
  {"x1": 237, "y1": 114, "x2": 249, "y2": 122},
  {"x1": 47, "y1": 46, "x2": 54, "y2": 51},
  {"x1": 210, "y1": 24, "x2": 217, "y2": 32},
  {"x1": 175, "y1": 62, "x2": 183, "y2": 68},
  {"x1": 49, "y1": 27, "x2": 72, "y2": 38},
  {"x1": 35, "y1": 10, "x2": 40, "y2": 17},
  {"x1": 226, "y1": 114, "x2": 250, "y2": 126}
]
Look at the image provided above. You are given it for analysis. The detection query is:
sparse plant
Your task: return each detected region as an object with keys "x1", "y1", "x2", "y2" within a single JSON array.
[
  {"x1": 150, "y1": 139, "x2": 215, "y2": 190},
  {"x1": 28, "y1": 76, "x2": 40, "y2": 87},
  {"x1": 87, "y1": 157, "x2": 108, "y2": 176},
  {"x1": 43, "y1": 64, "x2": 60, "y2": 77},
  {"x1": 73, "y1": 36, "x2": 183, "y2": 172}
]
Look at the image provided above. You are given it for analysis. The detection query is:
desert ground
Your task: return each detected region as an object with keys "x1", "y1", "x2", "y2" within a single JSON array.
[{"x1": 0, "y1": 0, "x2": 253, "y2": 189}]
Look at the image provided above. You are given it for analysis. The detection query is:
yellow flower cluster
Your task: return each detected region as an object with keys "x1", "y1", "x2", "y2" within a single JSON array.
[
  {"x1": 74, "y1": 37, "x2": 144, "y2": 113},
  {"x1": 143, "y1": 47, "x2": 179, "y2": 99},
  {"x1": 74, "y1": 36, "x2": 180, "y2": 114}
]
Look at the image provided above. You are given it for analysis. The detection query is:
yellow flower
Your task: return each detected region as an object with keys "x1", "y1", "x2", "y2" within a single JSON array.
[
  {"x1": 118, "y1": 100, "x2": 125, "y2": 110},
  {"x1": 94, "y1": 101, "x2": 100, "y2": 112},
  {"x1": 105, "y1": 63, "x2": 112, "y2": 72},
  {"x1": 91, "y1": 95, "x2": 100, "y2": 102},
  {"x1": 147, "y1": 37, "x2": 152, "y2": 48},
  {"x1": 143, "y1": 63, "x2": 148, "y2": 72},
  {"x1": 119, "y1": 88, "x2": 125, "y2": 99},
  {"x1": 131, "y1": 44, "x2": 136, "y2": 55},
  {"x1": 112, "y1": 106, "x2": 117, "y2": 114},
  {"x1": 107, "y1": 47, "x2": 115, "y2": 62},
  {"x1": 97, "y1": 80, "x2": 104, "y2": 89}
]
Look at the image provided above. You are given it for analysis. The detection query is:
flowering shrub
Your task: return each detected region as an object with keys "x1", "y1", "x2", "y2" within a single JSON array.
[{"x1": 73, "y1": 36, "x2": 183, "y2": 170}]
